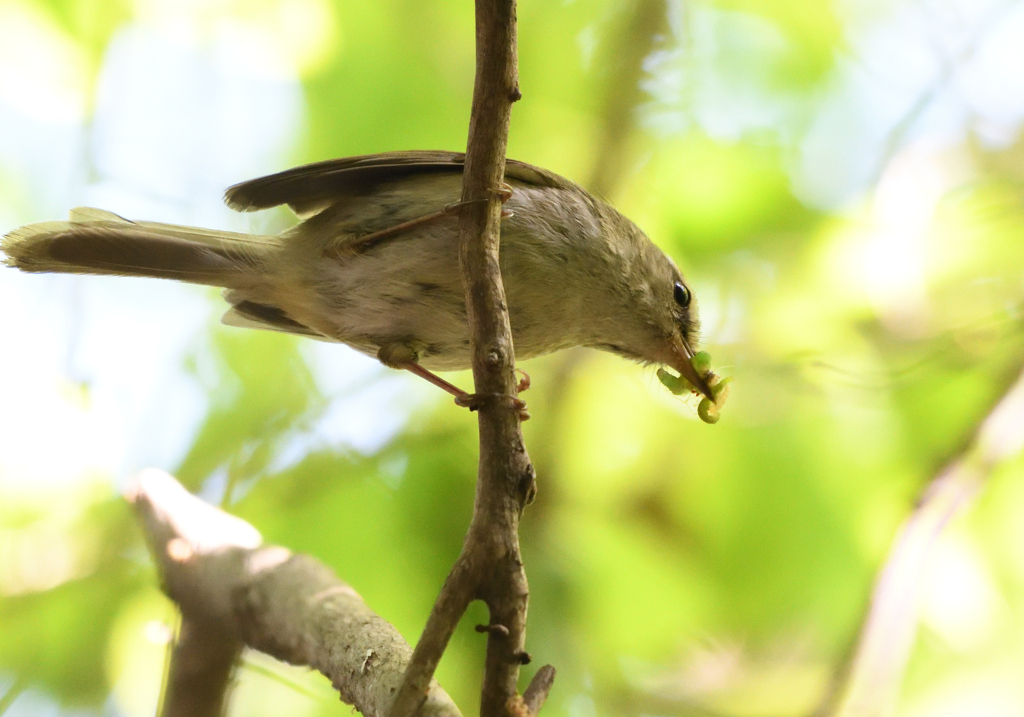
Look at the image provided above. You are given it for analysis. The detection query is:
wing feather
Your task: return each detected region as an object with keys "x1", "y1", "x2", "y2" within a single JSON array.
[
  {"x1": 224, "y1": 150, "x2": 575, "y2": 216},
  {"x1": 222, "y1": 300, "x2": 335, "y2": 340}
]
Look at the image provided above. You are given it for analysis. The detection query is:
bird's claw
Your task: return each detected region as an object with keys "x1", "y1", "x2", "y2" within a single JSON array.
[
  {"x1": 515, "y1": 368, "x2": 531, "y2": 394},
  {"x1": 445, "y1": 183, "x2": 513, "y2": 218},
  {"x1": 490, "y1": 182, "x2": 514, "y2": 204},
  {"x1": 455, "y1": 392, "x2": 530, "y2": 421},
  {"x1": 493, "y1": 183, "x2": 515, "y2": 220}
]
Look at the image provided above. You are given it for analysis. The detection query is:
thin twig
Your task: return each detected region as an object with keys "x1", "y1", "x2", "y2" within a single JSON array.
[
  {"x1": 387, "y1": 560, "x2": 478, "y2": 714},
  {"x1": 387, "y1": 1, "x2": 542, "y2": 716},
  {"x1": 812, "y1": 336, "x2": 1024, "y2": 717}
]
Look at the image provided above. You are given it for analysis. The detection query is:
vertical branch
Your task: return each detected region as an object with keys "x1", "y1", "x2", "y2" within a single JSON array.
[
  {"x1": 457, "y1": 2, "x2": 533, "y2": 713},
  {"x1": 388, "y1": 2, "x2": 548, "y2": 717}
]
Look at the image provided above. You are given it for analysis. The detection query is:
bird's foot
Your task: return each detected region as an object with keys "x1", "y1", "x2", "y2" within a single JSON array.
[
  {"x1": 399, "y1": 360, "x2": 530, "y2": 421},
  {"x1": 436, "y1": 182, "x2": 514, "y2": 219},
  {"x1": 490, "y1": 182, "x2": 514, "y2": 203},
  {"x1": 492, "y1": 182, "x2": 514, "y2": 219},
  {"x1": 455, "y1": 392, "x2": 530, "y2": 421},
  {"x1": 515, "y1": 368, "x2": 531, "y2": 393}
]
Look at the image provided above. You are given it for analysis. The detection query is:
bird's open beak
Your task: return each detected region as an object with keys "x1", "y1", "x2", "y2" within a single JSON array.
[{"x1": 671, "y1": 335, "x2": 715, "y2": 402}]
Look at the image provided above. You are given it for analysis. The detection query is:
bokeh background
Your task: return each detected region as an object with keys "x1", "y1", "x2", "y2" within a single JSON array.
[{"x1": 3, "y1": 0, "x2": 1024, "y2": 715}]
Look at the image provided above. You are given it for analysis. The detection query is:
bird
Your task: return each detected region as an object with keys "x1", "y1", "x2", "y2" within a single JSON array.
[{"x1": 2, "y1": 150, "x2": 712, "y2": 410}]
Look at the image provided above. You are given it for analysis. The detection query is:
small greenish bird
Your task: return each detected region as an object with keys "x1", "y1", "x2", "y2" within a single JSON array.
[{"x1": 2, "y1": 151, "x2": 712, "y2": 407}]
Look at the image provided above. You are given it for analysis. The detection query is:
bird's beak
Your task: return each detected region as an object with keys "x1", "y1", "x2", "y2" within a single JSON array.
[{"x1": 670, "y1": 335, "x2": 715, "y2": 402}]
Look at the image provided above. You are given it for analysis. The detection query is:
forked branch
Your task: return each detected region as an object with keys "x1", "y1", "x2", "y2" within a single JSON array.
[{"x1": 387, "y1": 1, "x2": 554, "y2": 716}]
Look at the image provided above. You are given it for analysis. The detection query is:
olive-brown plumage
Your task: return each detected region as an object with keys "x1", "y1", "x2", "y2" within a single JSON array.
[{"x1": 2, "y1": 151, "x2": 710, "y2": 399}]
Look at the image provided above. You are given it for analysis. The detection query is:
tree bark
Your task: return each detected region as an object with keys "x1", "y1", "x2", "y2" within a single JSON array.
[
  {"x1": 388, "y1": 2, "x2": 553, "y2": 716},
  {"x1": 127, "y1": 469, "x2": 462, "y2": 717}
]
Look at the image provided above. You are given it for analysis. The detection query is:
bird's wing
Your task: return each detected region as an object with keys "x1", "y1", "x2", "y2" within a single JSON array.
[
  {"x1": 224, "y1": 150, "x2": 575, "y2": 217},
  {"x1": 222, "y1": 299, "x2": 338, "y2": 341}
]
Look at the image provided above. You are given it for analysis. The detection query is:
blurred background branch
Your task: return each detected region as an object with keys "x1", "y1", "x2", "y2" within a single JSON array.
[
  {"x1": 0, "y1": 678, "x2": 28, "y2": 716},
  {"x1": 828, "y1": 362, "x2": 1024, "y2": 717},
  {"x1": 586, "y1": 0, "x2": 669, "y2": 199}
]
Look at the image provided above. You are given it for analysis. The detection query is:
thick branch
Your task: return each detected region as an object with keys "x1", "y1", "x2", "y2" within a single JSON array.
[
  {"x1": 127, "y1": 469, "x2": 461, "y2": 717},
  {"x1": 388, "y1": 2, "x2": 549, "y2": 717}
]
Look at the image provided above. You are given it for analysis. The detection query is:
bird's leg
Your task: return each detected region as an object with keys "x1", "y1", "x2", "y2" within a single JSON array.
[
  {"x1": 454, "y1": 389, "x2": 530, "y2": 421},
  {"x1": 401, "y1": 361, "x2": 530, "y2": 421},
  {"x1": 336, "y1": 207, "x2": 456, "y2": 255},
  {"x1": 328, "y1": 184, "x2": 516, "y2": 257},
  {"x1": 400, "y1": 361, "x2": 472, "y2": 401},
  {"x1": 380, "y1": 340, "x2": 529, "y2": 421}
]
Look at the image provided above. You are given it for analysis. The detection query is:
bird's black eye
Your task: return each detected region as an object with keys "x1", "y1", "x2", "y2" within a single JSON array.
[{"x1": 673, "y1": 282, "x2": 691, "y2": 308}]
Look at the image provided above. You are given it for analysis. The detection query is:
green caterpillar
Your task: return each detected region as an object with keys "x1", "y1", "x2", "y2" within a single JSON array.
[{"x1": 657, "y1": 351, "x2": 731, "y2": 424}]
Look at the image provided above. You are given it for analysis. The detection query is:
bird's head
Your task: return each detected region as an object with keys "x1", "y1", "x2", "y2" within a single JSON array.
[{"x1": 585, "y1": 212, "x2": 714, "y2": 401}]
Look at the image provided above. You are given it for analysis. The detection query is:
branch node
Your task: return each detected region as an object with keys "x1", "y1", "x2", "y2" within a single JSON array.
[
  {"x1": 510, "y1": 85, "x2": 522, "y2": 102},
  {"x1": 515, "y1": 651, "x2": 532, "y2": 665},
  {"x1": 507, "y1": 695, "x2": 530, "y2": 717},
  {"x1": 475, "y1": 623, "x2": 511, "y2": 637}
]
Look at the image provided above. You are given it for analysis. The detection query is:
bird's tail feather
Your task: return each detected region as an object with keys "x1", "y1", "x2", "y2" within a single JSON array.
[{"x1": 2, "y1": 208, "x2": 278, "y2": 288}]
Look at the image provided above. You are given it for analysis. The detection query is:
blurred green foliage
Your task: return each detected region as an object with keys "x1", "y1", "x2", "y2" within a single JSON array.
[{"x1": 3, "y1": 0, "x2": 1024, "y2": 716}]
